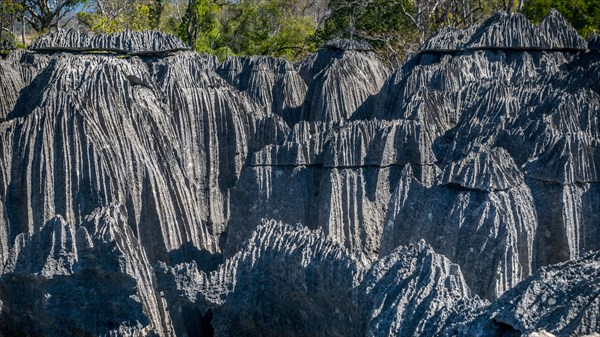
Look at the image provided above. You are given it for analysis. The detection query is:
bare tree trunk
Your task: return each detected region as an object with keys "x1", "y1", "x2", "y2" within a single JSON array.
[
  {"x1": 349, "y1": 13, "x2": 355, "y2": 40},
  {"x1": 186, "y1": 0, "x2": 195, "y2": 48},
  {"x1": 21, "y1": 13, "x2": 25, "y2": 46}
]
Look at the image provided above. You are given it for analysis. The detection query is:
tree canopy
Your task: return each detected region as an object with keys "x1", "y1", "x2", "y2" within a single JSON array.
[
  {"x1": 171, "y1": 0, "x2": 317, "y2": 60},
  {"x1": 316, "y1": 0, "x2": 532, "y2": 66},
  {"x1": 523, "y1": 0, "x2": 599, "y2": 37},
  {"x1": 23, "y1": 0, "x2": 86, "y2": 33},
  {"x1": 6, "y1": 0, "x2": 598, "y2": 62},
  {"x1": 177, "y1": 0, "x2": 221, "y2": 53},
  {"x1": 77, "y1": 0, "x2": 164, "y2": 33},
  {"x1": 1, "y1": 0, "x2": 24, "y2": 47},
  {"x1": 217, "y1": 0, "x2": 317, "y2": 59}
]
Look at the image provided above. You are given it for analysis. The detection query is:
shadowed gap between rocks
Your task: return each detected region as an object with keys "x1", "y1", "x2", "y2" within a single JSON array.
[{"x1": 182, "y1": 307, "x2": 214, "y2": 337}]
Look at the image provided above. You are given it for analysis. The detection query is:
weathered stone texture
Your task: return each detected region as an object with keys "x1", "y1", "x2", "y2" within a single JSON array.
[{"x1": 0, "y1": 10, "x2": 599, "y2": 337}]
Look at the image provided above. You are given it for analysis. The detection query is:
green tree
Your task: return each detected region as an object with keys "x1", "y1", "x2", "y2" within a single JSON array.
[
  {"x1": 523, "y1": 0, "x2": 600, "y2": 37},
  {"x1": 1, "y1": 0, "x2": 24, "y2": 48},
  {"x1": 78, "y1": 0, "x2": 164, "y2": 33},
  {"x1": 22, "y1": 0, "x2": 87, "y2": 33},
  {"x1": 157, "y1": 0, "x2": 186, "y2": 34},
  {"x1": 149, "y1": 0, "x2": 164, "y2": 29},
  {"x1": 177, "y1": 0, "x2": 221, "y2": 52},
  {"x1": 317, "y1": 0, "x2": 418, "y2": 66},
  {"x1": 175, "y1": 0, "x2": 317, "y2": 60},
  {"x1": 220, "y1": 0, "x2": 317, "y2": 60},
  {"x1": 318, "y1": 0, "x2": 511, "y2": 66}
]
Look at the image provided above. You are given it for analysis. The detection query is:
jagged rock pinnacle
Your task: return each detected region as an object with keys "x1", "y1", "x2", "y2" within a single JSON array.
[{"x1": 0, "y1": 9, "x2": 598, "y2": 337}]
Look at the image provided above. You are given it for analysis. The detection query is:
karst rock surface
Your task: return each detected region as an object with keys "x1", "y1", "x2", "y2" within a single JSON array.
[
  {"x1": 30, "y1": 29, "x2": 190, "y2": 55},
  {"x1": 0, "y1": 205, "x2": 173, "y2": 336},
  {"x1": 156, "y1": 221, "x2": 485, "y2": 337},
  {"x1": 0, "y1": 10, "x2": 599, "y2": 337},
  {"x1": 450, "y1": 251, "x2": 600, "y2": 337}
]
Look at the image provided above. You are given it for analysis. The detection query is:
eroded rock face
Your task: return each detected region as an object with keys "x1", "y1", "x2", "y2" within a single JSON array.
[
  {"x1": 381, "y1": 154, "x2": 537, "y2": 300},
  {"x1": 0, "y1": 10, "x2": 599, "y2": 337},
  {"x1": 369, "y1": 11, "x2": 600, "y2": 300},
  {"x1": 217, "y1": 56, "x2": 307, "y2": 126},
  {"x1": 0, "y1": 50, "x2": 49, "y2": 119},
  {"x1": 158, "y1": 221, "x2": 485, "y2": 337},
  {"x1": 30, "y1": 29, "x2": 190, "y2": 54},
  {"x1": 226, "y1": 119, "x2": 416, "y2": 257},
  {"x1": 0, "y1": 49, "x2": 287, "y2": 265},
  {"x1": 226, "y1": 11, "x2": 600, "y2": 304},
  {"x1": 451, "y1": 251, "x2": 600, "y2": 337},
  {"x1": 157, "y1": 220, "x2": 368, "y2": 337},
  {"x1": 361, "y1": 241, "x2": 485, "y2": 337},
  {"x1": 0, "y1": 58, "x2": 24, "y2": 120},
  {"x1": 299, "y1": 39, "x2": 390, "y2": 122},
  {"x1": 0, "y1": 205, "x2": 173, "y2": 336},
  {"x1": 420, "y1": 10, "x2": 586, "y2": 52}
]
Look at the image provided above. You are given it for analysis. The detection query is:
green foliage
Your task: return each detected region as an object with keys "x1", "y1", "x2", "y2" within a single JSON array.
[
  {"x1": 0, "y1": 0, "x2": 23, "y2": 20},
  {"x1": 157, "y1": 3, "x2": 177, "y2": 34},
  {"x1": 0, "y1": 0, "x2": 24, "y2": 47},
  {"x1": 176, "y1": 0, "x2": 316, "y2": 60},
  {"x1": 317, "y1": 0, "x2": 414, "y2": 39},
  {"x1": 221, "y1": 0, "x2": 316, "y2": 59},
  {"x1": 149, "y1": 0, "x2": 164, "y2": 29},
  {"x1": 23, "y1": 0, "x2": 87, "y2": 33},
  {"x1": 523, "y1": 0, "x2": 600, "y2": 37},
  {"x1": 18, "y1": 0, "x2": 596, "y2": 63},
  {"x1": 130, "y1": 3, "x2": 156, "y2": 31},
  {"x1": 316, "y1": 0, "x2": 420, "y2": 66},
  {"x1": 78, "y1": 0, "x2": 164, "y2": 34},
  {"x1": 1, "y1": 30, "x2": 25, "y2": 50},
  {"x1": 0, "y1": 31, "x2": 15, "y2": 50},
  {"x1": 177, "y1": 0, "x2": 221, "y2": 53},
  {"x1": 317, "y1": 0, "x2": 525, "y2": 66}
]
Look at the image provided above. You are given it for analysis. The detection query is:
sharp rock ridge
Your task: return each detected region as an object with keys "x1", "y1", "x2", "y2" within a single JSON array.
[
  {"x1": 0, "y1": 47, "x2": 288, "y2": 266},
  {"x1": 157, "y1": 220, "x2": 368, "y2": 337},
  {"x1": 361, "y1": 241, "x2": 486, "y2": 337},
  {"x1": 451, "y1": 250, "x2": 600, "y2": 337},
  {"x1": 217, "y1": 55, "x2": 307, "y2": 126},
  {"x1": 30, "y1": 29, "x2": 190, "y2": 55},
  {"x1": 0, "y1": 9, "x2": 599, "y2": 336},
  {"x1": 420, "y1": 10, "x2": 587, "y2": 52},
  {"x1": 158, "y1": 221, "x2": 485, "y2": 337},
  {"x1": 0, "y1": 205, "x2": 174, "y2": 336},
  {"x1": 298, "y1": 39, "x2": 390, "y2": 122}
]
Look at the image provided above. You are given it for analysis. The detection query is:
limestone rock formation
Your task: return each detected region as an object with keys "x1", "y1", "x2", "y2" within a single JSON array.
[
  {"x1": 158, "y1": 222, "x2": 485, "y2": 337},
  {"x1": 0, "y1": 58, "x2": 24, "y2": 120},
  {"x1": 361, "y1": 241, "x2": 485, "y2": 337},
  {"x1": 30, "y1": 29, "x2": 190, "y2": 54},
  {"x1": 226, "y1": 119, "x2": 412, "y2": 257},
  {"x1": 0, "y1": 205, "x2": 173, "y2": 336},
  {"x1": 420, "y1": 10, "x2": 587, "y2": 52},
  {"x1": 0, "y1": 10, "x2": 599, "y2": 337},
  {"x1": 299, "y1": 39, "x2": 390, "y2": 122},
  {"x1": 451, "y1": 251, "x2": 600, "y2": 337},
  {"x1": 368, "y1": 10, "x2": 600, "y2": 302},
  {"x1": 381, "y1": 153, "x2": 537, "y2": 300},
  {"x1": 157, "y1": 220, "x2": 368, "y2": 337},
  {"x1": 217, "y1": 56, "x2": 307, "y2": 126},
  {"x1": 589, "y1": 34, "x2": 600, "y2": 50},
  {"x1": 0, "y1": 48, "x2": 287, "y2": 266},
  {"x1": 217, "y1": 39, "x2": 387, "y2": 125},
  {"x1": 0, "y1": 50, "x2": 49, "y2": 119},
  {"x1": 226, "y1": 11, "x2": 600, "y2": 306}
]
